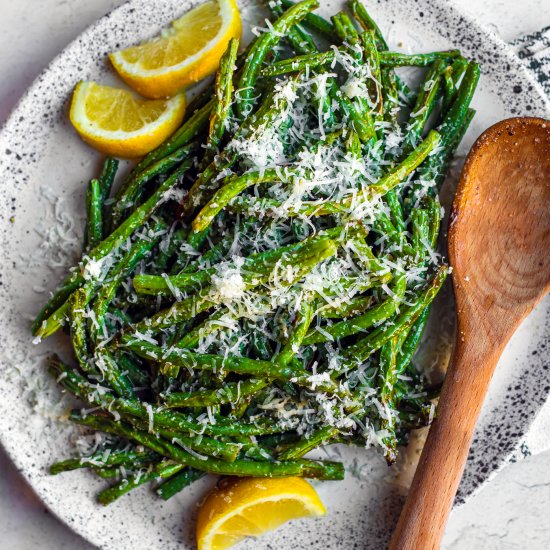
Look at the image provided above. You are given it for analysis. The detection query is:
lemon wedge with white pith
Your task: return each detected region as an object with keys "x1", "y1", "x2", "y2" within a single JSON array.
[
  {"x1": 196, "y1": 477, "x2": 326, "y2": 550},
  {"x1": 69, "y1": 81, "x2": 186, "y2": 158},
  {"x1": 109, "y1": 0, "x2": 241, "y2": 99}
]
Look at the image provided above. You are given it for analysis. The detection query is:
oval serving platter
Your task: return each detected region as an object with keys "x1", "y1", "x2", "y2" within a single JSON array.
[{"x1": 0, "y1": 0, "x2": 549, "y2": 549}]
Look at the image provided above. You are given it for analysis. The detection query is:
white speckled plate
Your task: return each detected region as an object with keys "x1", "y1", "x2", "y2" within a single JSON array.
[{"x1": 0, "y1": 1, "x2": 549, "y2": 548}]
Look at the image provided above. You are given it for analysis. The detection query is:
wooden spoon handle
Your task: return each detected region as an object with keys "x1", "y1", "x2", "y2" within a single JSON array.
[{"x1": 389, "y1": 328, "x2": 504, "y2": 550}]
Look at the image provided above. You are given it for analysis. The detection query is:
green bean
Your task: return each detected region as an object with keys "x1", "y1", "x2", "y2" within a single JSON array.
[
  {"x1": 125, "y1": 238, "x2": 337, "y2": 335},
  {"x1": 396, "y1": 75, "x2": 416, "y2": 108},
  {"x1": 361, "y1": 31, "x2": 383, "y2": 121},
  {"x1": 317, "y1": 294, "x2": 374, "y2": 319},
  {"x1": 186, "y1": 226, "x2": 210, "y2": 252},
  {"x1": 451, "y1": 57, "x2": 469, "y2": 85},
  {"x1": 171, "y1": 309, "x2": 228, "y2": 351},
  {"x1": 126, "y1": 341, "x2": 344, "y2": 396},
  {"x1": 372, "y1": 210, "x2": 411, "y2": 255},
  {"x1": 395, "y1": 306, "x2": 431, "y2": 375},
  {"x1": 98, "y1": 460, "x2": 184, "y2": 505},
  {"x1": 344, "y1": 129, "x2": 361, "y2": 158},
  {"x1": 95, "y1": 348, "x2": 136, "y2": 399},
  {"x1": 411, "y1": 208, "x2": 429, "y2": 258},
  {"x1": 333, "y1": 28, "x2": 378, "y2": 143},
  {"x1": 123, "y1": 99, "x2": 213, "y2": 179},
  {"x1": 152, "y1": 226, "x2": 187, "y2": 273},
  {"x1": 70, "y1": 413, "x2": 345, "y2": 480},
  {"x1": 135, "y1": 424, "x2": 241, "y2": 462},
  {"x1": 34, "y1": 161, "x2": 192, "y2": 337},
  {"x1": 110, "y1": 143, "x2": 196, "y2": 229},
  {"x1": 443, "y1": 56, "x2": 469, "y2": 112},
  {"x1": 90, "y1": 221, "x2": 166, "y2": 343},
  {"x1": 37, "y1": 222, "x2": 166, "y2": 340},
  {"x1": 279, "y1": 0, "x2": 337, "y2": 40},
  {"x1": 84, "y1": 179, "x2": 103, "y2": 251},
  {"x1": 289, "y1": 25, "x2": 317, "y2": 55},
  {"x1": 442, "y1": 65, "x2": 455, "y2": 111},
  {"x1": 270, "y1": 3, "x2": 317, "y2": 55},
  {"x1": 232, "y1": 129, "x2": 439, "y2": 219},
  {"x1": 451, "y1": 107, "x2": 476, "y2": 151},
  {"x1": 182, "y1": 87, "x2": 287, "y2": 218},
  {"x1": 136, "y1": 229, "x2": 331, "y2": 298},
  {"x1": 98, "y1": 156, "x2": 118, "y2": 196},
  {"x1": 105, "y1": 309, "x2": 134, "y2": 333},
  {"x1": 49, "y1": 357, "x2": 287, "y2": 437},
  {"x1": 438, "y1": 62, "x2": 480, "y2": 147},
  {"x1": 71, "y1": 290, "x2": 136, "y2": 400},
  {"x1": 379, "y1": 337, "x2": 402, "y2": 406},
  {"x1": 377, "y1": 333, "x2": 405, "y2": 462},
  {"x1": 285, "y1": 129, "x2": 439, "y2": 216},
  {"x1": 156, "y1": 468, "x2": 205, "y2": 500},
  {"x1": 176, "y1": 235, "x2": 230, "y2": 274},
  {"x1": 260, "y1": 49, "x2": 461, "y2": 78},
  {"x1": 348, "y1": 238, "x2": 392, "y2": 276},
  {"x1": 413, "y1": 65, "x2": 478, "y2": 191},
  {"x1": 339, "y1": 93, "x2": 376, "y2": 142},
  {"x1": 381, "y1": 68, "x2": 399, "y2": 125},
  {"x1": 233, "y1": 436, "x2": 274, "y2": 461},
  {"x1": 115, "y1": 351, "x2": 150, "y2": 388},
  {"x1": 191, "y1": 168, "x2": 298, "y2": 233},
  {"x1": 92, "y1": 467, "x2": 132, "y2": 479},
  {"x1": 230, "y1": 386, "x2": 258, "y2": 417},
  {"x1": 343, "y1": 265, "x2": 448, "y2": 366},
  {"x1": 349, "y1": 0, "x2": 387, "y2": 50},
  {"x1": 370, "y1": 130, "x2": 441, "y2": 193},
  {"x1": 385, "y1": 190, "x2": 406, "y2": 233},
  {"x1": 394, "y1": 379, "x2": 430, "y2": 411},
  {"x1": 257, "y1": 432, "x2": 302, "y2": 451},
  {"x1": 341, "y1": 13, "x2": 360, "y2": 40},
  {"x1": 163, "y1": 378, "x2": 268, "y2": 408},
  {"x1": 380, "y1": 49, "x2": 461, "y2": 67},
  {"x1": 237, "y1": 0, "x2": 319, "y2": 118},
  {"x1": 332, "y1": 12, "x2": 358, "y2": 42},
  {"x1": 133, "y1": 269, "x2": 214, "y2": 297},
  {"x1": 274, "y1": 299, "x2": 314, "y2": 367},
  {"x1": 424, "y1": 196, "x2": 442, "y2": 249},
  {"x1": 260, "y1": 50, "x2": 335, "y2": 78},
  {"x1": 200, "y1": 38, "x2": 239, "y2": 171},
  {"x1": 35, "y1": 284, "x2": 92, "y2": 341},
  {"x1": 32, "y1": 278, "x2": 82, "y2": 335},
  {"x1": 50, "y1": 448, "x2": 158, "y2": 475},
  {"x1": 278, "y1": 426, "x2": 339, "y2": 460},
  {"x1": 303, "y1": 275, "x2": 406, "y2": 345},
  {"x1": 397, "y1": 407, "x2": 433, "y2": 431},
  {"x1": 68, "y1": 287, "x2": 92, "y2": 371},
  {"x1": 402, "y1": 60, "x2": 445, "y2": 154}
]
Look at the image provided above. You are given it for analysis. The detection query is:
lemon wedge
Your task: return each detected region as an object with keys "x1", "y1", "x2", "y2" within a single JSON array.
[
  {"x1": 69, "y1": 81, "x2": 186, "y2": 158},
  {"x1": 196, "y1": 477, "x2": 326, "y2": 550},
  {"x1": 109, "y1": 0, "x2": 241, "y2": 99}
]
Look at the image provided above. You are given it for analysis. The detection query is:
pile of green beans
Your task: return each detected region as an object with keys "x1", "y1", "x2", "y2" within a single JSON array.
[{"x1": 36, "y1": 0, "x2": 478, "y2": 505}]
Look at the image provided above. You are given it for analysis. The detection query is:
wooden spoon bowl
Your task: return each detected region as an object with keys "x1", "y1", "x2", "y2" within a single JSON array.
[{"x1": 390, "y1": 117, "x2": 550, "y2": 550}]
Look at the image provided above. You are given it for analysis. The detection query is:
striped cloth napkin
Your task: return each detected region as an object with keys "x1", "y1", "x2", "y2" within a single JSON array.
[{"x1": 511, "y1": 26, "x2": 550, "y2": 97}]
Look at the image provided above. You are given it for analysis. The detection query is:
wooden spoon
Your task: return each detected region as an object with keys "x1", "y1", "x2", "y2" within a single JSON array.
[{"x1": 390, "y1": 117, "x2": 550, "y2": 550}]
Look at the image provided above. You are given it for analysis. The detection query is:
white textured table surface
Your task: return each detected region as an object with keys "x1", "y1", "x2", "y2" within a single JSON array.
[{"x1": 1, "y1": 0, "x2": 549, "y2": 548}]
